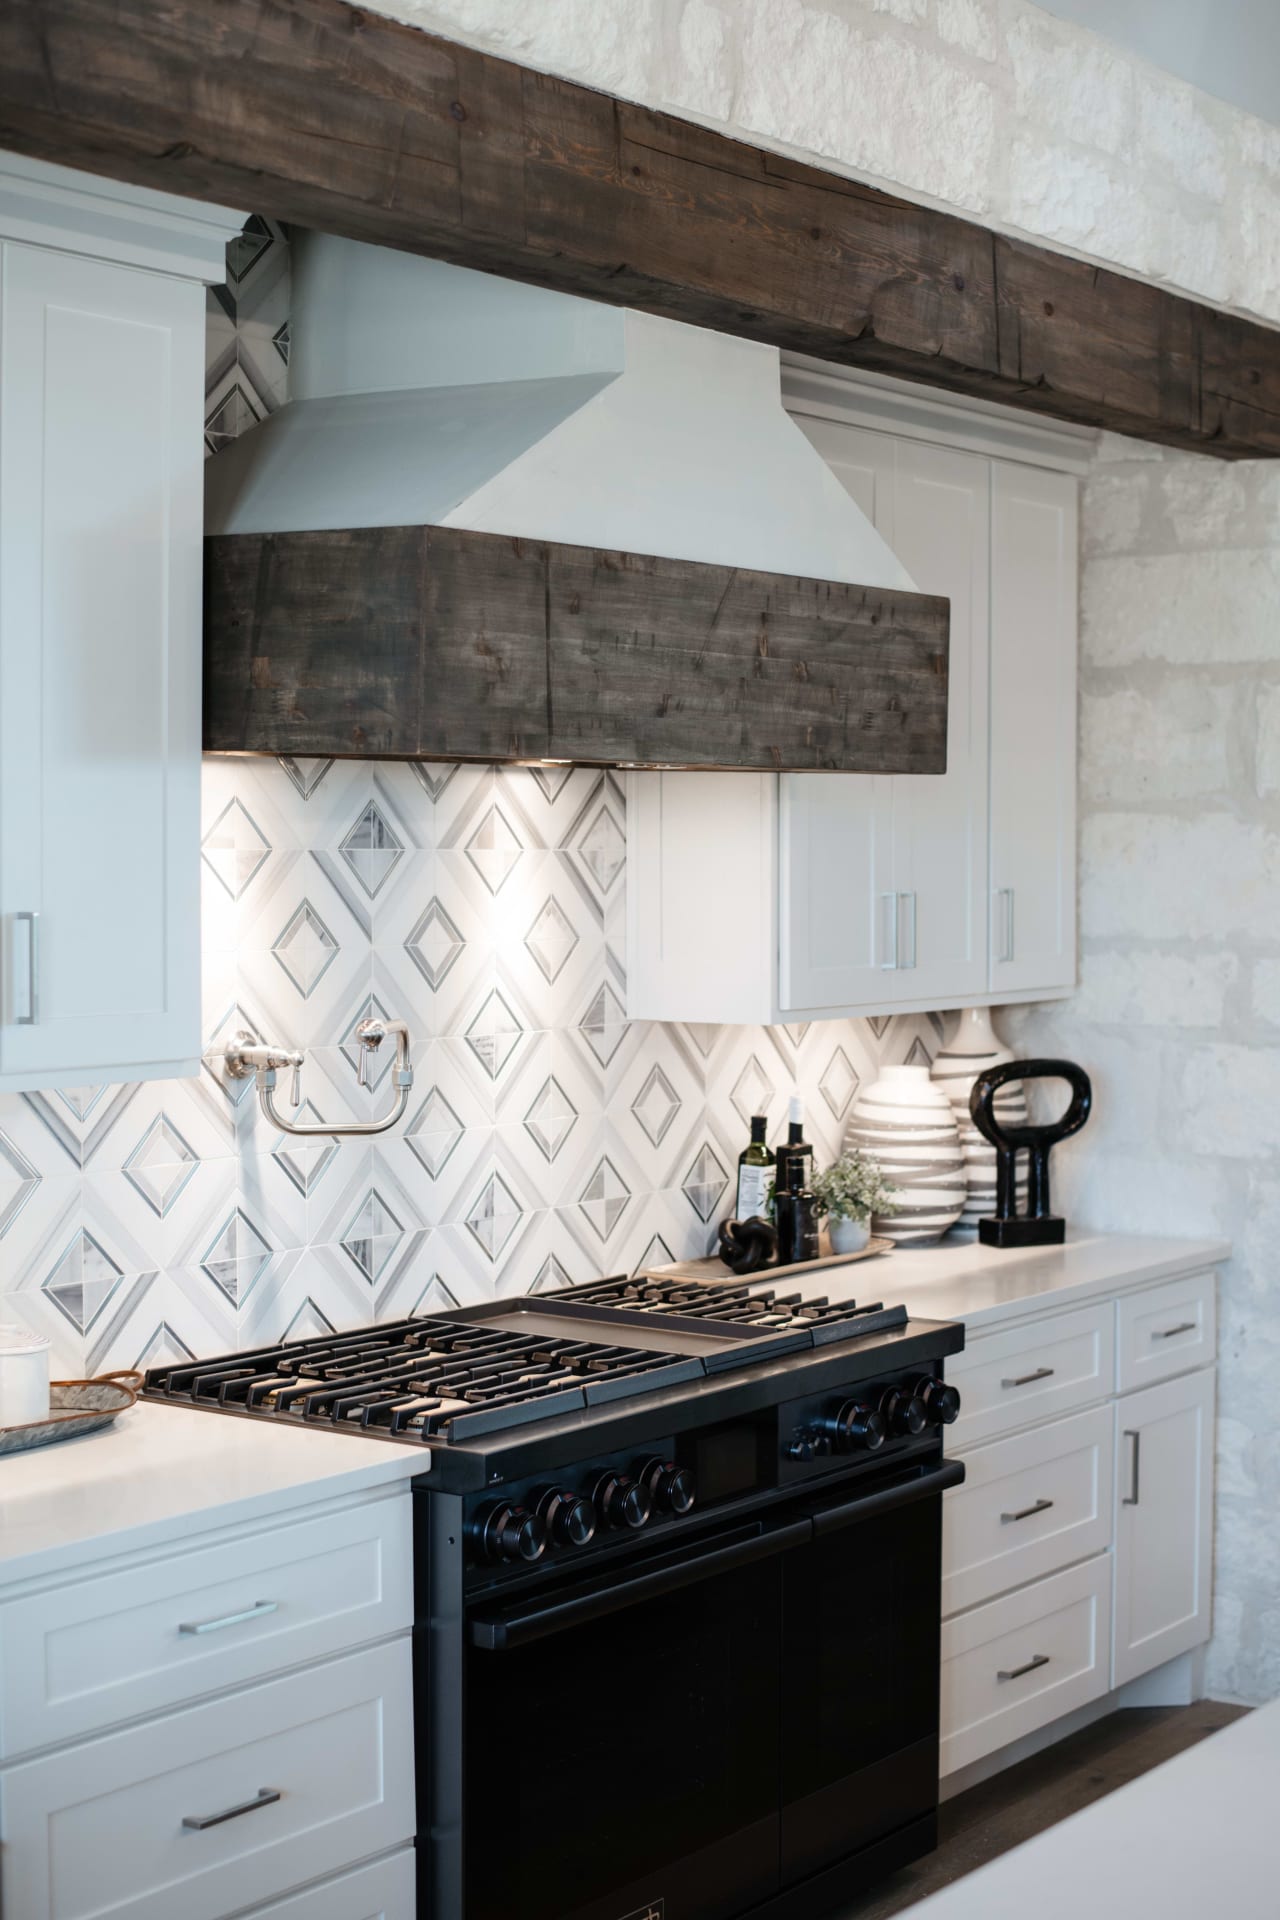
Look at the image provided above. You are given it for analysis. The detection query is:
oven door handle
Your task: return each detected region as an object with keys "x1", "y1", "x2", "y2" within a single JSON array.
[
  {"x1": 470, "y1": 1516, "x2": 813, "y2": 1651},
  {"x1": 809, "y1": 1458, "x2": 966, "y2": 1537}
]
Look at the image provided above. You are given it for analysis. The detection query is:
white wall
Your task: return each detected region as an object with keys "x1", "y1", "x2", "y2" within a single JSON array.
[
  {"x1": 1040, "y1": 0, "x2": 1280, "y2": 131},
  {"x1": 368, "y1": 0, "x2": 1280, "y2": 322}
]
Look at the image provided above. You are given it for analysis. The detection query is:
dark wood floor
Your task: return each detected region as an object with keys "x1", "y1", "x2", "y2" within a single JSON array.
[{"x1": 837, "y1": 1702, "x2": 1249, "y2": 1918}]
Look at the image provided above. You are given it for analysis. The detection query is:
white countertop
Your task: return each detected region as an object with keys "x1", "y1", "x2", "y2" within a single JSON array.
[
  {"x1": 907, "y1": 1699, "x2": 1272, "y2": 1916},
  {"x1": 0, "y1": 1231, "x2": 1226, "y2": 1591},
  {"x1": 782, "y1": 1230, "x2": 1230, "y2": 1331},
  {"x1": 0, "y1": 1402, "x2": 427, "y2": 1589}
]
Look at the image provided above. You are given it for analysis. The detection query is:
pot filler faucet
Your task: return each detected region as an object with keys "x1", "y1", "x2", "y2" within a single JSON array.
[{"x1": 224, "y1": 1019, "x2": 414, "y2": 1137}]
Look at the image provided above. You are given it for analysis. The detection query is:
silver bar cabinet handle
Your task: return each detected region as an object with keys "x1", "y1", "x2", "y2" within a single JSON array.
[
  {"x1": 182, "y1": 1787, "x2": 281, "y2": 1832},
  {"x1": 1123, "y1": 1429, "x2": 1141, "y2": 1506},
  {"x1": 998, "y1": 1653, "x2": 1050, "y2": 1683},
  {"x1": 1001, "y1": 1366, "x2": 1055, "y2": 1389},
  {"x1": 880, "y1": 892, "x2": 899, "y2": 970},
  {"x1": 1153, "y1": 1321, "x2": 1197, "y2": 1340},
  {"x1": 178, "y1": 1599, "x2": 278, "y2": 1637},
  {"x1": 1001, "y1": 1497, "x2": 1054, "y2": 1525},
  {"x1": 900, "y1": 891, "x2": 918, "y2": 971},
  {"x1": 16, "y1": 911, "x2": 38, "y2": 1025},
  {"x1": 995, "y1": 887, "x2": 1015, "y2": 964}
]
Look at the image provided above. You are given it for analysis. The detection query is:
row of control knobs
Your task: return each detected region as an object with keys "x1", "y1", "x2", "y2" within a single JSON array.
[
  {"x1": 786, "y1": 1375, "x2": 960, "y2": 1462},
  {"x1": 471, "y1": 1456, "x2": 697, "y2": 1565}
]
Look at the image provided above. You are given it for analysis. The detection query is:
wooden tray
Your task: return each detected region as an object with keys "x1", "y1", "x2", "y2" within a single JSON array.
[
  {"x1": 641, "y1": 1237, "x2": 894, "y2": 1284},
  {"x1": 0, "y1": 1372, "x2": 141, "y2": 1457}
]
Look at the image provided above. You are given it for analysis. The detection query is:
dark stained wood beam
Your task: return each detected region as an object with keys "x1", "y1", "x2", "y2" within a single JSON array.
[
  {"x1": 203, "y1": 527, "x2": 950, "y2": 772},
  {"x1": 2, "y1": 0, "x2": 1277, "y2": 456}
]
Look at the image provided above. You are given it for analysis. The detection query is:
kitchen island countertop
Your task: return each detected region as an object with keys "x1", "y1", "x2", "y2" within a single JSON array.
[{"x1": 906, "y1": 1697, "x2": 1271, "y2": 1916}]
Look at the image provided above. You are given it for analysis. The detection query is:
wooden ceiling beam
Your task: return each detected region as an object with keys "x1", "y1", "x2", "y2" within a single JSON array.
[{"x1": 2, "y1": 0, "x2": 1277, "y2": 456}]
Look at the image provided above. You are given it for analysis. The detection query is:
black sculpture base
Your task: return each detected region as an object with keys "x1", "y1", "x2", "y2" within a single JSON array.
[{"x1": 978, "y1": 1214, "x2": 1066, "y2": 1249}]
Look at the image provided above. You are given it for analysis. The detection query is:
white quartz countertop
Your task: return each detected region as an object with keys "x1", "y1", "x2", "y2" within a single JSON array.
[
  {"x1": 906, "y1": 1699, "x2": 1272, "y2": 1916},
  {"x1": 0, "y1": 1401, "x2": 427, "y2": 1589},
  {"x1": 774, "y1": 1230, "x2": 1230, "y2": 1331}
]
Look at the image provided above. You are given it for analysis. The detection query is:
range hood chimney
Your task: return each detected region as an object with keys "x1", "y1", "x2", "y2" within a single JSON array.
[{"x1": 203, "y1": 235, "x2": 949, "y2": 773}]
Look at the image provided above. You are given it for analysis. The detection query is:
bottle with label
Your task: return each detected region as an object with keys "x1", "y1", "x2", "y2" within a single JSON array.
[
  {"x1": 736, "y1": 1115, "x2": 775, "y2": 1221},
  {"x1": 774, "y1": 1094, "x2": 814, "y2": 1199}
]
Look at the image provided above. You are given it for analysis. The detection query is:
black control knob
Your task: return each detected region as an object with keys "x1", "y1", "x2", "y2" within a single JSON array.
[
  {"x1": 593, "y1": 1471, "x2": 652, "y2": 1531},
  {"x1": 912, "y1": 1376, "x2": 961, "y2": 1426},
  {"x1": 817, "y1": 1400, "x2": 887, "y2": 1454},
  {"x1": 640, "y1": 1457, "x2": 697, "y2": 1515},
  {"x1": 470, "y1": 1501, "x2": 547, "y2": 1565},
  {"x1": 533, "y1": 1485, "x2": 598, "y2": 1549},
  {"x1": 879, "y1": 1386, "x2": 927, "y2": 1437}
]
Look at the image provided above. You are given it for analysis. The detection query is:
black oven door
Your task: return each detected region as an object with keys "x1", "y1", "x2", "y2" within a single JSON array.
[
  {"x1": 464, "y1": 1514, "x2": 804, "y2": 1920},
  {"x1": 780, "y1": 1462, "x2": 958, "y2": 1887}
]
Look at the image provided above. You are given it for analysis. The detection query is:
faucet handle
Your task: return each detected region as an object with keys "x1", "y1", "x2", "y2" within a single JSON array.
[
  {"x1": 354, "y1": 1017, "x2": 387, "y2": 1090},
  {"x1": 289, "y1": 1056, "x2": 303, "y2": 1108}
]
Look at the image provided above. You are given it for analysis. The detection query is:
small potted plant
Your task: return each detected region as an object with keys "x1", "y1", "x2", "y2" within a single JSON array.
[{"x1": 811, "y1": 1149, "x2": 900, "y2": 1255}]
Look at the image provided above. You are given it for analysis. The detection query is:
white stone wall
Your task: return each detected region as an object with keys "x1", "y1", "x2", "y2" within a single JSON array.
[
  {"x1": 369, "y1": 0, "x2": 1280, "y2": 322},
  {"x1": 1004, "y1": 438, "x2": 1280, "y2": 1704}
]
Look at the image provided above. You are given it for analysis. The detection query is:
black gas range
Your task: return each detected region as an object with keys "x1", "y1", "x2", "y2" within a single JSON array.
[{"x1": 145, "y1": 1273, "x2": 965, "y2": 1920}]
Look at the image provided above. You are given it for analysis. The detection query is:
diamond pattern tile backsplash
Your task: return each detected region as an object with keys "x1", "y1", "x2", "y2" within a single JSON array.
[{"x1": 0, "y1": 756, "x2": 944, "y2": 1378}]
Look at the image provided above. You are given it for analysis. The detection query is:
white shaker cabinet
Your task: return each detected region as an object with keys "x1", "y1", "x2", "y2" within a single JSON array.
[
  {"x1": 627, "y1": 384, "x2": 1080, "y2": 1024},
  {"x1": 988, "y1": 461, "x2": 1078, "y2": 995},
  {"x1": 1112, "y1": 1367, "x2": 1215, "y2": 1688},
  {"x1": 0, "y1": 155, "x2": 242, "y2": 1090}
]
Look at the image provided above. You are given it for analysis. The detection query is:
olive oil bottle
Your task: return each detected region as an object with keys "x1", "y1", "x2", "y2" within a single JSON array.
[{"x1": 736, "y1": 1115, "x2": 775, "y2": 1220}]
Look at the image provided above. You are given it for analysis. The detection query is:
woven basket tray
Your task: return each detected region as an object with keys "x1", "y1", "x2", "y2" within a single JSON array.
[{"x1": 0, "y1": 1371, "x2": 141, "y2": 1457}]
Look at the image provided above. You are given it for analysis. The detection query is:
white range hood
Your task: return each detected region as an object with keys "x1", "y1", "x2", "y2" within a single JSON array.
[{"x1": 205, "y1": 231, "x2": 915, "y2": 595}]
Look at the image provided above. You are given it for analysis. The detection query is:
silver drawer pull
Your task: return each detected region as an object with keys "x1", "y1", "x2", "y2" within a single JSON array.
[
  {"x1": 182, "y1": 1786, "x2": 281, "y2": 1832},
  {"x1": 1153, "y1": 1321, "x2": 1197, "y2": 1340},
  {"x1": 178, "y1": 1599, "x2": 278, "y2": 1636},
  {"x1": 1123, "y1": 1428, "x2": 1141, "y2": 1506},
  {"x1": 1001, "y1": 1497, "x2": 1054, "y2": 1525},
  {"x1": 1001, "y1": 1366, "x2": 1055, "y2": 1389},
  {"x1": 997, "y1": 1653, "x2": 1050, "y2": 1683}
]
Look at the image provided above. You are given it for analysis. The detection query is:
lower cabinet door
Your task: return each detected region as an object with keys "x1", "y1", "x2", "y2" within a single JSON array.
[
  {"x1": 0, "y1": 1642, "x2": 414, "y2": 1920},
  {"x1": 241, "y1": 1848, "x2": 416, "y2": 1920},
  {"x1": 940, "y1": 1556, "x2": 1111, "y2": 1776},
  {"x1": 1113, "y1": 1369, "x2": 1215, "y2": 1687}
]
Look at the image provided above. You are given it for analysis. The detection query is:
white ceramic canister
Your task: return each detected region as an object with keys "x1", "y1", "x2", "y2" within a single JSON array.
[
  {"x1": 0, "y1": 1325, "x2": 51, "y2": 1427},
  {"x1": 844, "y1": 1064, "x2": 967, "y2": 1246}
]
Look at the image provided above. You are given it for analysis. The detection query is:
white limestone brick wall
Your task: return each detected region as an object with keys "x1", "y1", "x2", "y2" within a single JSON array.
[
  {"x1": 1003, "y1": 438, "x2": 1280, "y2": 1704},
  {"x1": 368, "y1": 0, "x2": 1280, "y2": 322}
]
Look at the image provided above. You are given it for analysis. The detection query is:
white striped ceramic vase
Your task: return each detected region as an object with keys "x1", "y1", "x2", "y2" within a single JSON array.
[
  {"x1": 929, "y1": 1008, "x2": 1028, "y2": 1237},
  {"x1": 843, "y1": 1064, "x2": 966, "y2": 1247}
]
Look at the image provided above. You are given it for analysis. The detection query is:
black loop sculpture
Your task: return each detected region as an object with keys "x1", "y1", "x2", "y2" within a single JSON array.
[
  {"x1": 968, "y1": 1059, "x2": 1092, "y2": 1249},
  {"x1": 717, "y1": 1215, "x2": 779, "y2": 1275}
]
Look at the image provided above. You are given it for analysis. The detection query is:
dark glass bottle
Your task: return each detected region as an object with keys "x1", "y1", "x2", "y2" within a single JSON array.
[
  {"x1": 775, "y1": 1094, "x2": 814, "y2": 1200},
  {"x1": 786, "y1": 1188, "x2": 821, "y2": 1264},
  {"x1": 735, "y1": 1115, "x2": 775, "y2": 1221}
]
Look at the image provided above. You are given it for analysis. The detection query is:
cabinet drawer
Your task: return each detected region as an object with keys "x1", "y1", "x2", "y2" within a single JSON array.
[
  {"x1": 1117, "y1": 1272, "x2": 1216, "y2": 1394},
  {"x1": 948, "y1": 1303, "x2": 1114, "y2": 1447},
  {"x1": 943, "y1": 1406, "x2": 1113, "y2": 1615},
  {"x1": 240, "y1": 1848, "x2": 415, "y2": 1919},
  {"x1": 940, "y1": 1556, "x2": 1111, "y2": 1776},
  {"x1": 0, "y1": 1491, "x2": 412, "y2": 1758},
  {"x1": 0, "y1": 1641, "x2": 414, "y2": 1920}
]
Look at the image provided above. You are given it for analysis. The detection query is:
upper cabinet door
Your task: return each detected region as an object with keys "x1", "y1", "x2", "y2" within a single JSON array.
[
  {"x1": 887, "y1": 441, "x2": 990, "y2": 1008},
  {"x1": 779, "y1": 419, "x2": 894, "y2": 1015},
  {"x1": 0, "y1": 242, "x2": 204, "y2": 1082},
  {"x1": 989, "y1": 463, "x2": 1078, "y2": 995}
]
